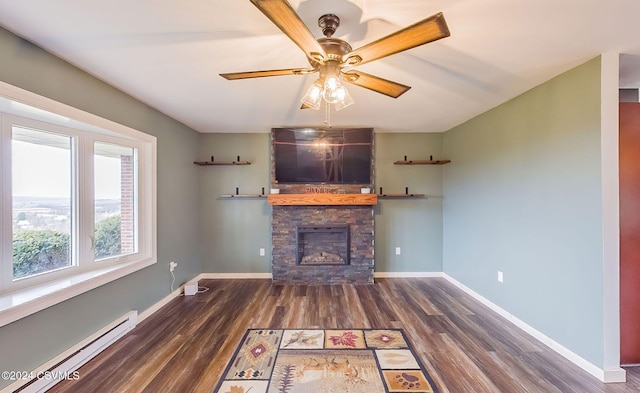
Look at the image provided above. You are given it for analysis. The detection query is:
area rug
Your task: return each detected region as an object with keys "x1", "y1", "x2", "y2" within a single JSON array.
[{"x1": 213, "y1": 328, "x2": 439, "y2": 393}]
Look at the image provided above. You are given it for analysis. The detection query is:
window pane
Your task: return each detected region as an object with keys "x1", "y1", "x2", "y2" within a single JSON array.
[
  {"x1": 94, "y1": 142, "x2": 137, "y2": 260},
  {"x1": 12, "y1": 127, "x2": 73, "y2": 279}
]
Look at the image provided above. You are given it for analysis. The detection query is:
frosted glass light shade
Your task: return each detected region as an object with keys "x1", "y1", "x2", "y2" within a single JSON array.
[
  {"x1": 334, "y1": 86, "x2": 354, "y2": 111},
  {"x1": 301, "y1": 80, "x2": 323, "y2": 110}
]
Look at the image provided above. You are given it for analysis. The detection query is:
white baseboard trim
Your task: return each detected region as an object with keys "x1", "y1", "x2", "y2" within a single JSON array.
[
  {"x1": 602, "y1": 368, "x2": 628, "y2": 383},
  {"x1": 199, "y1": 272, "x2": 444, "y2": 280},
  {"x1": 138, "y1": 286, "x2": 184, "y2": 323},
  {"x1": 374, "y1": 271, "x2": 443, "y2": 278},
  {"x1": 199, "y1": 272, "x2": 273, "y2": 279},
  {"x1": 443, "y1": 273, "x2": 626, "y2": 383}
]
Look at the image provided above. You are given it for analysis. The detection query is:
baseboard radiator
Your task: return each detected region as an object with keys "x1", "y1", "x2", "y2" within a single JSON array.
[{"x1": 6, "y1": 311, "x2": 137, "y2": 393}]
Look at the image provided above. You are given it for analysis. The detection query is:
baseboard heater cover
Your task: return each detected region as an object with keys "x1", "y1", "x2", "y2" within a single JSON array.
[{"x1": 9, "y1": 311, "x2": 137, "y2": 393}]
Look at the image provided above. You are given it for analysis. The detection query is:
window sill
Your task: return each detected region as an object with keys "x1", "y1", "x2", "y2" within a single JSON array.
[{"x1": 0, "y1": 258, "x2": 155, "y2": 328}]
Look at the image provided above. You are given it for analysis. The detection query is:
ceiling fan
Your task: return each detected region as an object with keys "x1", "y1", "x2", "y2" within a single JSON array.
[{"x1": 220, "y1": 0, "x2": 450, "y2": 110}]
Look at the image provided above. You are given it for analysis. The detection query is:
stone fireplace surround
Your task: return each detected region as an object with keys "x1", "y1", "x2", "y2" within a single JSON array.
[{"x1": 271, "y1": 203, "x2": 374, "y2": 284}]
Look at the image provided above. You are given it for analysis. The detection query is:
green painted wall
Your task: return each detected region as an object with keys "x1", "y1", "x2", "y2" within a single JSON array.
[
  {"x1": 198, "y1": 134, "x2": 272, "y2": 273},
  {"x1": 374, "y1": 133, "x2": 443, "y2": 272},
  {"x1": 198, "y1": 132, "x2": 444, "y2": 273},
  {"x1": 443, "y1": 57, "x2": 604, "y2": 365},
  {"x1": 0, "y1": 27, "x2": 202, "y2": 388}
]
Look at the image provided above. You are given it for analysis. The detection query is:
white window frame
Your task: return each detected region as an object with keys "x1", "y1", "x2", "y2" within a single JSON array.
[
  {"x1": 3, "y1": 116, "x2": 82, "y2": 290},
  {"x1": 0, "y1": 81, "x2": 156, "y2": 328},
  {"x1": 90, "y1": 136, "x2": 141, "y2": 264}
]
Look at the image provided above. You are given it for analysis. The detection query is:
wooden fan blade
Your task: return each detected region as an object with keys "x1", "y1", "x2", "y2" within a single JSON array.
[
  {"x1": 342, "y1": 71, "x2": 411, "y2": 98},
  {"x1": 220, "y1": 68, "x2": 315, "y2": 80},
  {"x1": 250, "y1": 0, "x2": 326, "y2": 61},
  {"x1": 343, "y1": 12, "x2": 449, "y2": 66}
]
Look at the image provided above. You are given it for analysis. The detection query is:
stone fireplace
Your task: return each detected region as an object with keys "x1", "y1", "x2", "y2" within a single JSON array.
[{"x1": 271, "y1": 205, "x2": 374, "y2": 284}]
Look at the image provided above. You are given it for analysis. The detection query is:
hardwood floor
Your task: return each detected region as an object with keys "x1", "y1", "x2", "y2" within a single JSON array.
[{"x1": 48, "y1": 278, "x2": 640, "y2": 393}]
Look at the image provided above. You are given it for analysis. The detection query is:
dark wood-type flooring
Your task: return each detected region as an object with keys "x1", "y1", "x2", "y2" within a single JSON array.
[{"x1": 49, "y1": 278, "x2": 640, "y2": 393}]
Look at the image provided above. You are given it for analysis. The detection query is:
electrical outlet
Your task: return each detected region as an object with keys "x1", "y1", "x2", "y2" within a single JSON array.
[
  {"x1": 497, "y1": 271, "x2": 504, "y2": 283},
  {"x1": 395, "y1": 247, "x2": 401, "y2": 255},
  {"x1": 259, "y1": 248, "x2": 265, "y2": 256},
  {"x1": 169, "y1": 261, "x2": 177, "y2": 272}
]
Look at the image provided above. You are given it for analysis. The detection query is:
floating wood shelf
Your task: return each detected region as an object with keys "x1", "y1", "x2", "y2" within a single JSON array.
[
  {"x1": 394, "y1": 160, "x2": 451, "y2": 165},
  {"x1": 194, "y1": 161, "x2": 251, "y2": 166},
  {"x1": 378, "y1": 194, "x2": 426, "y2": 198},
  {"x1": 220, "y1": 194, "x2": 266, "y2": 198},
  {"x1": 268, "y1": 194, "x2": 378, "y2": 206}
]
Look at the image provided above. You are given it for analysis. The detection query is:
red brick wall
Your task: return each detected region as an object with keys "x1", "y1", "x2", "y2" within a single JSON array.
[{"x1": 120, "y1": 155, "x2": 135, "y2": 254}]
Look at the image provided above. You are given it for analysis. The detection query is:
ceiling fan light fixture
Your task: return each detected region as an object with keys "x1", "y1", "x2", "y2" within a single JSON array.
[
  {"x1": 301, "y1": 79, "x2": 323, "y2": 110},
  {"x1": 322, "y1": 74, "x2": 343, "y2": 103},
  {"x1": 322, "y1": 74, "x2": 353, "y2": 110}
]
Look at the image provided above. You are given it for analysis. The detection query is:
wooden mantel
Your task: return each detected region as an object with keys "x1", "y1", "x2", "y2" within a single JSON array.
[{"x1": 267, "y1": 193, "x2": 378, "y2": 206}]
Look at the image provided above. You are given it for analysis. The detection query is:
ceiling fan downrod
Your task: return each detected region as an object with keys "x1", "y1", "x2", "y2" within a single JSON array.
[{"x1": 318, "y1": 14, "x2": 340, "y2": 38}]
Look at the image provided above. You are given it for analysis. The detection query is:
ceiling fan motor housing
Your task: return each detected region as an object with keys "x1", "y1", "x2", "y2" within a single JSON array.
[{"x1": 307, "y1": 37, "x2": 352, "y2": 69}]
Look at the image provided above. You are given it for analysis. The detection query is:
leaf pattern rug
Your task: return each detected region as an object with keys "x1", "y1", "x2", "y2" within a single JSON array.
[{"x1": 212, "y1": 329, "x2": 438, "y2": 393}]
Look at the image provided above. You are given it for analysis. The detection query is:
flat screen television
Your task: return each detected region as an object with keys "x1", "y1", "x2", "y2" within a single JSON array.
[{"x1": 273, "y1": 127, "x2": 373, "y2": 184}]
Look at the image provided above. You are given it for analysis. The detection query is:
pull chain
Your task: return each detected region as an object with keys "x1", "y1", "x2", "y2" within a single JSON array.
[{"x1": 323, "y1": 102, "x2": 332, "y2": 128}]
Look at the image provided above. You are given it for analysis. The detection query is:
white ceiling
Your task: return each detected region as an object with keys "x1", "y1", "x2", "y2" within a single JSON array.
[{"x1": 0, "y1": 0, "x2": 639, "y2": 133}]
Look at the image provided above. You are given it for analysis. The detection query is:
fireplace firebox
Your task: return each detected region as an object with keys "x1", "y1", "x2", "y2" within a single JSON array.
[{"x1": 297, "y1": 225, "x2": 349, "y2": 265}]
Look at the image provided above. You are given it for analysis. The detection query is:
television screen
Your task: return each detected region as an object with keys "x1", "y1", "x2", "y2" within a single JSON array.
[{"x1": 273, "y1": 128, "x2": 373, "y2": 184}]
